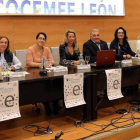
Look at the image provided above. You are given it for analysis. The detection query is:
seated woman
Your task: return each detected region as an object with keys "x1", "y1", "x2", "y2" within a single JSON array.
[
  {"x1": 26, "y1": 32, "x2": 54, "y2": 68},
  {"x1": 110, "y1": 27, "x2": 138, "y2": 96},
  {"x1": 26, "y1": 32, "x2": 57, "y2": 116},
  {"x1": 136, "y1": 34, "x2": 140, "y2": 54},
  {"x1": 0, "y1": 36, "x2": 22, "y2": 70},
  {"x1": 59, "y1": 29, "x2": 81, "y2": 65},
  {"x1": 110, "y1": 27, "x2": 138, "y2": 60}
]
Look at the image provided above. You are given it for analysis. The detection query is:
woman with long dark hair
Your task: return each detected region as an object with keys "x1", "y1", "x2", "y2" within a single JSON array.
[{"x1": 110, "y1": 27, "x2": 138, "y2": 60}]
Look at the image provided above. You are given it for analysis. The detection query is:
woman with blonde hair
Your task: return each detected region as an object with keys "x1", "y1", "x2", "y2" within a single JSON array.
[
  {"x1": 59, "y1": 29, "x2": 81, "y2": 65},
  {"x1": 136, "y1": 34, "x2": 140, "y2": 54}
]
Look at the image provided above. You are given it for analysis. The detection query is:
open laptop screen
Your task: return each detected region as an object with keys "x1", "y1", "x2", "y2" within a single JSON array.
[{"x1": 91, "y1": 50, "x2": 116, "y2": 67}]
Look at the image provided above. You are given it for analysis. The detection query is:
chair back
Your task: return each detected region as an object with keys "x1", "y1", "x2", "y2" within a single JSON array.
[
  {"x1": 15, "y1": 49, "x2": 27, "y2": 68},
  {"x1": 50, "y1": 47, "x2": 60, "y2": 65},
  {"x1": 128, "y1": 40, "x2": 137, "y2": 52}
]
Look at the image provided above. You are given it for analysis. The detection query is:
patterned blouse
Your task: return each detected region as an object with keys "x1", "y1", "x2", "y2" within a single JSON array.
[{"x1": 59, "y1": 43, "x2": 80, "y2": 65}]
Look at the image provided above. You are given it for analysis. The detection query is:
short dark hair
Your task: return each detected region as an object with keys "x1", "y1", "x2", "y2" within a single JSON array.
[
  {"x1": 0, "y1": 36, "x2": 10, "y2": 52},
  {"x1": 36, "y1": 32, "x2": 47, "y2": 40},
  {"x1": 114, "y1": 27, "x2": 128, "y2": 42}
]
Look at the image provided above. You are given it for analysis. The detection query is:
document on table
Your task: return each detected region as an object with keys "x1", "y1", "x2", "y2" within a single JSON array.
[{"x1": 46, "y1": 66, "x2": 68, "y2": 72}]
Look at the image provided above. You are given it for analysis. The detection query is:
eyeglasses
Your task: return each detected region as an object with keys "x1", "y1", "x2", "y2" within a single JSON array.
[
  {"x1": 93, "y1": 34, "x2": 100, "y2": 37},
  {"x1": 0, "y1": 41, "x2": 8, "y2": 44},
  {"x1": 118, "y1": 32, "x2": 124, "y2": 35},
  {"x1": 38, "y1": 37, "x2": 46, "y2": 41}
]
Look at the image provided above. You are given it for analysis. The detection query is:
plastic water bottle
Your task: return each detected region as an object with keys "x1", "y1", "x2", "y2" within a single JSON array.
[
  {"x1": 3, "y1": 60, "x2": 8, "y2": 71},
  {"x1": 3, "y1": 60, "x2": 8, "y2": 77},
  {"x1": 41, "y1": 56, "x2": 46, "y2": 70},
  {"x1": 79, "y1": 54, "x2": 84, "y2": 65}
]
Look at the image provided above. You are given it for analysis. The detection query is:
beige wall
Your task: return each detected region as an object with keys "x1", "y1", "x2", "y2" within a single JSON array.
[{"x1": 0, "y1": 0, "x2": 140, "y2": 53}]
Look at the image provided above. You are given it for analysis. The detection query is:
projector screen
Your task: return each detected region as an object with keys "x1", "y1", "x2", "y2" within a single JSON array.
[{"x1": 0, "y1": 0, "x2": 125, "y2": 16}]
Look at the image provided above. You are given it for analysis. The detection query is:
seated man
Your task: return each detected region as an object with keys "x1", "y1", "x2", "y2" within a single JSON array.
[{"x1": 83, "y1": 29, "x2": 108, "y2": 63}]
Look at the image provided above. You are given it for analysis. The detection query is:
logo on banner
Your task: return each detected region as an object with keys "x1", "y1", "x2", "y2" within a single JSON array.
[
  {"x1": 73, "y1": 85, "x2": 80, "y2": 96},
  {"x1": 0, "y1": 94, "x2": 18, "y2": 107},
  {"x1": 113, "y1": 80, "x2": 120, "y2": 89}
]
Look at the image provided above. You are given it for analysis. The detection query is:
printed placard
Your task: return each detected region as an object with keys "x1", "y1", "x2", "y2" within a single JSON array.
[
  {"x1": 64, "y1": 73, "x2": 86, "y2": 108},
  {"x1": 105, "y1": 69, "x2": 123, "y2": 100},
  {"x1": 0, "y1": 81, "x2": 21, "y2": 122}
]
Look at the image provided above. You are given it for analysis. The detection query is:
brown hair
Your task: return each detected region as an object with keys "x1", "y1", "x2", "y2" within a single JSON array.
[{"x1": 0, "y1": 36, "x2": 10, "y2": 52}]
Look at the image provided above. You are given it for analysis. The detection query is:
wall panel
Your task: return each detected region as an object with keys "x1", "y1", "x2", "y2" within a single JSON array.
[{"x1": 0, "y1": 0, "x2": 140, "y2": 53}]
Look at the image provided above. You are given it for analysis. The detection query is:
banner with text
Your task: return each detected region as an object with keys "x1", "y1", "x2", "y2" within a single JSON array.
[
  {"x1": 105, "y1": 69, "x2": 124, "y2": 100},
  {"x1": 0, "y1": 0, "x2": 124, "y2": 16},
  {"x1": 64, "y1": 73, "x2": 86, "y2": 108},
  {"x1": 0, "y1": 81, "x2": 21, "y2": 122}
]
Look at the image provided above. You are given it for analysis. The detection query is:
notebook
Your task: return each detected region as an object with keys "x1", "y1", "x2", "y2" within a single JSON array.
[{"x1": 91, "y1": 50, "x2": 116, "y2": 67}]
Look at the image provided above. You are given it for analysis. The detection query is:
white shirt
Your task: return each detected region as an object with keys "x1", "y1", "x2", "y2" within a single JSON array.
[
  {"x1": 136, "y1": 40, "x2": 140, "y2": 53},
  {"x1": 0, "y1": 53, "x2": 22, "y2": 69},
  {"x1": 92, "y1": 40, "x2": 101, "y2": 50}
]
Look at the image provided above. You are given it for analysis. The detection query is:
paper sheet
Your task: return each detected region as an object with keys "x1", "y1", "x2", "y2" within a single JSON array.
[
  {"x1": 105, "y1": 69, "x2": 123, "y2": 100},
  {"x1": 64, "y1": 73, "x2": 86, "y2": 108},
  {"x1": 0, "y1": 81, "x2": 21, "y2": 122}
]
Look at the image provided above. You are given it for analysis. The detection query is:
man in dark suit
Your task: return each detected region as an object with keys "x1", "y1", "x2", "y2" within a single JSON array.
[{"x1": 83, "y1": 29, "x2": 108, "y2": 63}]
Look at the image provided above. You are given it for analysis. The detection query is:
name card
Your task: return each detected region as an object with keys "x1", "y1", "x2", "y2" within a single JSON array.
[
  {"x1": 121, "y1": 60, "x2": 132, "y2": 67},
  {"x1": 53, "y1": 66, "x2": 68, "y2": 72},
  {"x1": 10, "y1": 71, "x2": 30, "y2": 77},
  {"x1": 132, "y1": 57, "x2": 140, "y2": 65},
  {"x1": 77, "y1": 65, "x2": 90, "y2": 70}
]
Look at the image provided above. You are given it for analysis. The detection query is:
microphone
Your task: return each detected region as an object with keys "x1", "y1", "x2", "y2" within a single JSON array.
[
  {"x1": 114, "y1": 46, "x2": 126, "y2": 55},
  {"x1": 40, "y1": 56, "x2": 47, "y2": 76},
  {"x1": 42, "y1": 56, "x2": 45, "y2": 70}
]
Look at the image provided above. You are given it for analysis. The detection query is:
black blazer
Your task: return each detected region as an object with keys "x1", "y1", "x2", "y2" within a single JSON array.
[
  {"x1": 59, "y1": 43, "x2": 80, "y2": 65},
  {"x1": 110, "y1": 39, "x2": 136, "y2": 60},
  {"x1": 83, "y1": 39, "x2": 108, "y2": 63}
]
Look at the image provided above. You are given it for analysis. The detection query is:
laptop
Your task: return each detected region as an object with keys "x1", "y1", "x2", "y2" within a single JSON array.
[{"x1": 91, "y1": 50, "x2": 116, "y2": 67}]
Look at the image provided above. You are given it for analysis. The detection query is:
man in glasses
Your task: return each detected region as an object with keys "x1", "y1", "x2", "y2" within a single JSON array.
[{"x1": 83, "y1": 29, "x2": 108, "y2": 63}]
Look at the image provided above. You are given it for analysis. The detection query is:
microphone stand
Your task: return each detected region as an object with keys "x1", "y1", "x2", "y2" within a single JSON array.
[{"x1": 113, "y1": 46, "x2": 127, "y2": 57}]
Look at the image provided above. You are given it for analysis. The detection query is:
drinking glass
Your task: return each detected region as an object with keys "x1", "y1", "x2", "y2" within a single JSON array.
[
  {"x1": 8, "y1": 62, "x2": 13, "y2": 77},
  {"x1": 8, "y1": 62, "x2": 13, "y2": 71},
  {"x1": 47, "y1": 59, "x2": 52, "y2": 72},
  {"x1": 85, "y1": 56, "x2": 90, "y2": 64}
]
